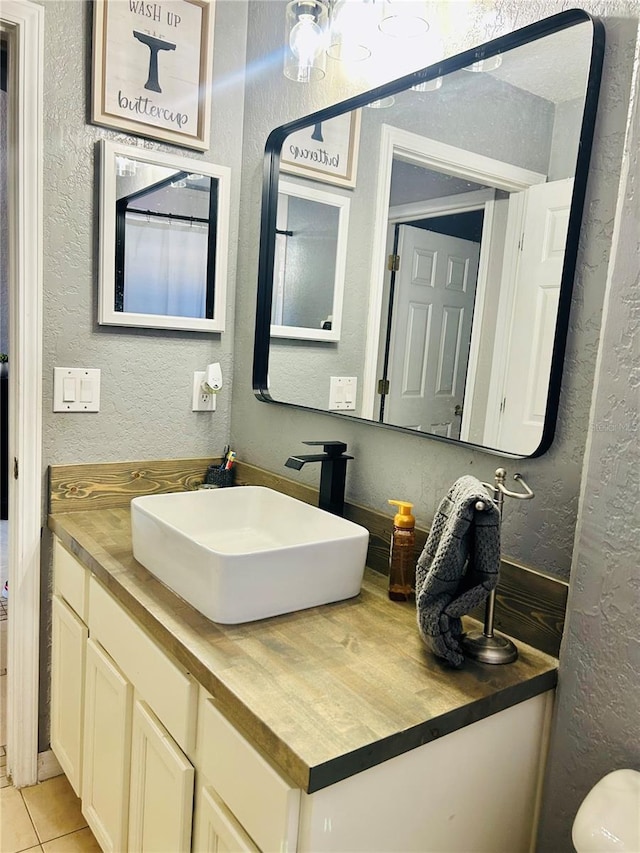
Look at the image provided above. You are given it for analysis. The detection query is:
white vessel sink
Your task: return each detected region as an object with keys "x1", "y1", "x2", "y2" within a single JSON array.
[{"x1": 130, "y1": 486, "x2": 369, "y2": 624}]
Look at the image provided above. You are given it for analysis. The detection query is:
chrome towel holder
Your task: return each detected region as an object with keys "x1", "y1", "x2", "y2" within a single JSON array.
[{"x1": 462, "y1": 468, "x2": 535, "y2": 665}]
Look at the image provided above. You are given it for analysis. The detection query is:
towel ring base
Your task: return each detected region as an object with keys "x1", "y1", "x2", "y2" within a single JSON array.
[{"x1": 461, "y1": 630, "x2": 518, "y2": 664}]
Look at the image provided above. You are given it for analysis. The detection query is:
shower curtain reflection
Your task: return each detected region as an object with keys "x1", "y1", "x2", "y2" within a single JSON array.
[{"x1": 123, "y1": 215, "x2": 209, "y2": 318}]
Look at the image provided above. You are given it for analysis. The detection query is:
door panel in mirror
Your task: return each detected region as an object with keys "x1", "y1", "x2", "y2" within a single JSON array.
[
  {"x1": 99, "y1": 141, "x2": 231, "y2": 332},
  {"x1": 253, "y1": 10, "x2": 604, "y2": 458}
]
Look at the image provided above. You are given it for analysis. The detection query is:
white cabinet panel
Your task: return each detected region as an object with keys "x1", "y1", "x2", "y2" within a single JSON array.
[
  {"x1": 193, "y1": 786, "x2": 259, "y2": 853},
  {"x1": 53, "y1": 538, "x2": 89, "y2": 621},
  {"x1": 51, "y1": 594, "x2": 87, "y2": 796},
  {"x1": 128, "y1": 699, "x2": 194, "y2": 853},
  {"x1": 198, "y1": 694, "x2": 300, "y2": 853},
  {"x1": 82, "y1": 638, "x2": 133, "y2": 853},
  {"x1": 297, "y1": 692, "x2": 553, "y2": 853},
  {"x1": 89, "y1": 576, "x2": 197, "y2": 756}
]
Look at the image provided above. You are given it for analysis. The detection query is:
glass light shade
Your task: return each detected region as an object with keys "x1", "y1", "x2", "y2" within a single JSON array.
[
  {"x1": 464, "y1": 54, "x2": 503, "y2": 72},
  {"x1": 411, "y1": 76, "x2": 442, "y2": 91},
  {"x1": 115, "y1": 156, "x2": 137, "y2": 177},
  {"x1": 327, "y1": 0, "x2": 380, "y2": 62},
  {"x1": 284, "y1": 0, "x2": 329, "y2": 83},
  {"x1": 379, "y1": 0, "x2": 428, "y2": 38},
  {"x1": 367, "y1": 95, "x2": 396, "y2": 108}
]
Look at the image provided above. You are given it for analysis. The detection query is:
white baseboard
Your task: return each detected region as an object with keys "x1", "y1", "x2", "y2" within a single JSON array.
[{"x1": 37, "y1": 749, "x2": 62, "y2": 782}]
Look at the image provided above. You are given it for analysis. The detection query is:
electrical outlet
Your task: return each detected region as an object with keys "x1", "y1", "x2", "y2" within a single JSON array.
[{"x1": 192, "y1": 371, "x2": 216, "y2": 411}]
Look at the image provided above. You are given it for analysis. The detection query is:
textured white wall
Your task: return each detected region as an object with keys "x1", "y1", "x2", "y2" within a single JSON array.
[
  {"x1": 41, "y1": 0, "x2": 248, "y2": 468},
  {"x1": 537, "y1": 28, "x2": 640, "y2": 849},
  {"x1": 232, "y1": 0, "x2": 639, "y2": 581}
]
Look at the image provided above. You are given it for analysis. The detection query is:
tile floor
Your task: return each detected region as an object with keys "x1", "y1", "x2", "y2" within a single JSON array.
[{"x1": 1, "y1": 774, "x2": 101, "y2": 852}]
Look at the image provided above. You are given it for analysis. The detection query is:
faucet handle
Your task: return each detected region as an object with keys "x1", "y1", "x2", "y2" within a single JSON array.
[{"x1": 302, "y1": 440, "x2": 350, "y2": 457}]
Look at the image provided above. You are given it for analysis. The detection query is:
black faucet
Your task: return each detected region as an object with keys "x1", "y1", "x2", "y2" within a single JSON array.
[{"x1": 285, "y1": 441, "x2": 354, "y2": 517}]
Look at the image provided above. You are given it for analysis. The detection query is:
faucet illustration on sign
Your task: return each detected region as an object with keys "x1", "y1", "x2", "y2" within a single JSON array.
[
  {"x1": 285, "y1": 441, "x2": 354, "y2": 517},
  {"x1": 133, "y1": 31, "x2": 176, "y2": 93}
]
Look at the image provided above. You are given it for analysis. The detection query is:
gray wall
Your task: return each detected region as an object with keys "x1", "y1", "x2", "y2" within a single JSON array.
[
  {"x1": 232, "y1": 0, "x2": 636, "y2": 582},
  {"x1": 41, "y1": 0, "x2": 248, "y2": 468},
  {"x1": 537, "y1": 27, "x2": 640, "y2": 848}
]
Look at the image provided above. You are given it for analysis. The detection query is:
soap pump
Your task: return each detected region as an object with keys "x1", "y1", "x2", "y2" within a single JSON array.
[{"x1": 387, "y1": 500, "x2": 416, "y2": 602}]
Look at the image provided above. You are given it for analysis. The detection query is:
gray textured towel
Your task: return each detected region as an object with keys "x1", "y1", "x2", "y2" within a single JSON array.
[{"x1": 416, "y1": 476, "x2": 500, "y2": 667}]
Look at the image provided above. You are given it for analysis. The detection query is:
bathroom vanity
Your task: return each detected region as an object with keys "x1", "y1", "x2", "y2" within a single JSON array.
[{"x1": 49, "y1": 487, "x2": 557, "y2": 853}]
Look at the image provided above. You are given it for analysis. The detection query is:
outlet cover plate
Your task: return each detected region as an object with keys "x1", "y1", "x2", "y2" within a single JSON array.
[{"x1": 192, "y1": 371, "x2": 216, "y2": 411}]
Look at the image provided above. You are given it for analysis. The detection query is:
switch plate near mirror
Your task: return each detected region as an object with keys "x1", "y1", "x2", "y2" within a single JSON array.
[{"x1": 253, "y1": 9, "x2": 605, "y2": 459}]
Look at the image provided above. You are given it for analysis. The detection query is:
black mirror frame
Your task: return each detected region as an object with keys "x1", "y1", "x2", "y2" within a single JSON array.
[{"x1": 253, "y1": 9, "x2": 605, "y2": 459}]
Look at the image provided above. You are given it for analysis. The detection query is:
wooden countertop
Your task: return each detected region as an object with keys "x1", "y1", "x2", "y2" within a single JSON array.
[{"x1": 49, "y1": 508, "x2": 558, "y2": 794}]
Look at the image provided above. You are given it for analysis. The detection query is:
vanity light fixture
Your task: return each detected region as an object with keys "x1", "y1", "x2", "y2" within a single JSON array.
[
  {"x1": 284, "y1": 0, "x2": 330, "y2": 83},
  {"x1": 284, "y1": 0, "x2": 432, "y2": 82}
]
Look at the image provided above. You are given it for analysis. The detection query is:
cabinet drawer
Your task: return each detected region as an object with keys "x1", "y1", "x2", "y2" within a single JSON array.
[
  {"x1": 89, "y1": 576, "x2": 197, "y2": 755},
  {"x1": 198, "y1": 693, "x2": 300, "y2": 853},
  {"x1": 54, "y1": 538, "x2": 89, "y2": 622}
]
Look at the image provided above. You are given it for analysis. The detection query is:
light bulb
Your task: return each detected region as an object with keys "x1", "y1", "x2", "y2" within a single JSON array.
[{"x1": 290, "y1": 14, "x2": 322, "y2": 63}]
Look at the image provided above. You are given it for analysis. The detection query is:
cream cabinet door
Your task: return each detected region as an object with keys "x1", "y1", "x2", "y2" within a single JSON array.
[
  {"x1": 51, "y1": 594, "x2": 88, "y2": 797},
  {"x1": 193, "y1": 785, "x2": 258, "y2": 853},
  {"x1": 128, "y1": 699, "x2": 195, "y2": 853},
  {"x1": 82, "y1": 638, "x2": 133, "y2": 853}
]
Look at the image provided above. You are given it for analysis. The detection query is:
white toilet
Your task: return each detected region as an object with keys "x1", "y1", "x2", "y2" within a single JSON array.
[{"x1": 572, "y1": 769, "x2": 640, "y2": 852}]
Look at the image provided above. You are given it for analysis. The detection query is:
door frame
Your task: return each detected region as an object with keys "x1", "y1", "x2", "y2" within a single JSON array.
[
  {"x1": 2, "y1": 0, "x2": 44, "y2": 788},
  {"x1": 361, "y1": 124, "x2": 546, "y2": 421}
]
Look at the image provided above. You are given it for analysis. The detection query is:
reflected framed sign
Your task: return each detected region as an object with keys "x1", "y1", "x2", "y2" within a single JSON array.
[{"x1": 253, "y1": 9, "x2": 604, "y2": 458}]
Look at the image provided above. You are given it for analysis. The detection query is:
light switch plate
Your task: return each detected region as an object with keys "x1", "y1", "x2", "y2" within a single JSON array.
[
  {"x1": 53, "y1": 368, "x2": 101, "y2": 412},
  {"x1": 329, "y1": 376, "x2": 357, "y2": 411}
]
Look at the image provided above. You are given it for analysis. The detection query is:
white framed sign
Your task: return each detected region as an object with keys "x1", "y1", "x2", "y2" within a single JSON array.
[
  {"x1": 280, "y1": 110, "x2": 361, "y2": 188},
  {"x1": 92, "y1": 0, "x2": 214, "y2": 151}
]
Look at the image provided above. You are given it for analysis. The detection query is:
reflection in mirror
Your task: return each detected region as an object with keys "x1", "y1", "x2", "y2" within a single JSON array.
[
  {"x1": 271, "y1": 180, "x2": 350, "y2": 341},
  {"x1": 255, "y1": 11, "x2": 604, "y2": 457},
  {"x1": 99, "y1": 140, "x2": 230, "y2": 332}
]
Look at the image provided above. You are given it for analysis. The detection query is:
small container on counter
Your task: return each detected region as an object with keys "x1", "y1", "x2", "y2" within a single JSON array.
[{"x1": 387, "y1": 499, "x2": 416, "y2": 602}]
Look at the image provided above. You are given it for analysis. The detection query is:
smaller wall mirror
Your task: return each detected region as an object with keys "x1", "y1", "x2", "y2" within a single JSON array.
[
  {"x1": 272, "y1": 180, "x2": 350, "y2": 341},
  {"x1": 99, "y1": 140, "x2": 230, "y2": 332}
]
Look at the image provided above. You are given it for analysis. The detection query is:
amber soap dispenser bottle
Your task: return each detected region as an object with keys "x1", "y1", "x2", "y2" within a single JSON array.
[{"x1": 387, "y1": 500, "x2": 416, "y2": 601}]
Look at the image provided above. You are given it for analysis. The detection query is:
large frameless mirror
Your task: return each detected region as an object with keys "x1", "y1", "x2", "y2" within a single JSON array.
[
  {"x1": 99, "y1": 140, "x2": 230, "y2": 332},
  {"x1": 253, "y1": 9, "x2": 604, "y2": 457}
]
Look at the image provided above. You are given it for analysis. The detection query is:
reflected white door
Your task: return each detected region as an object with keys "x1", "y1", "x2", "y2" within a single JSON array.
[
  {"x1": 384, "y1": 225, "x2": 480, "y2": 436},
  {"x1": 496, "y1": 178, "x2": 573, "y2": 455}
]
